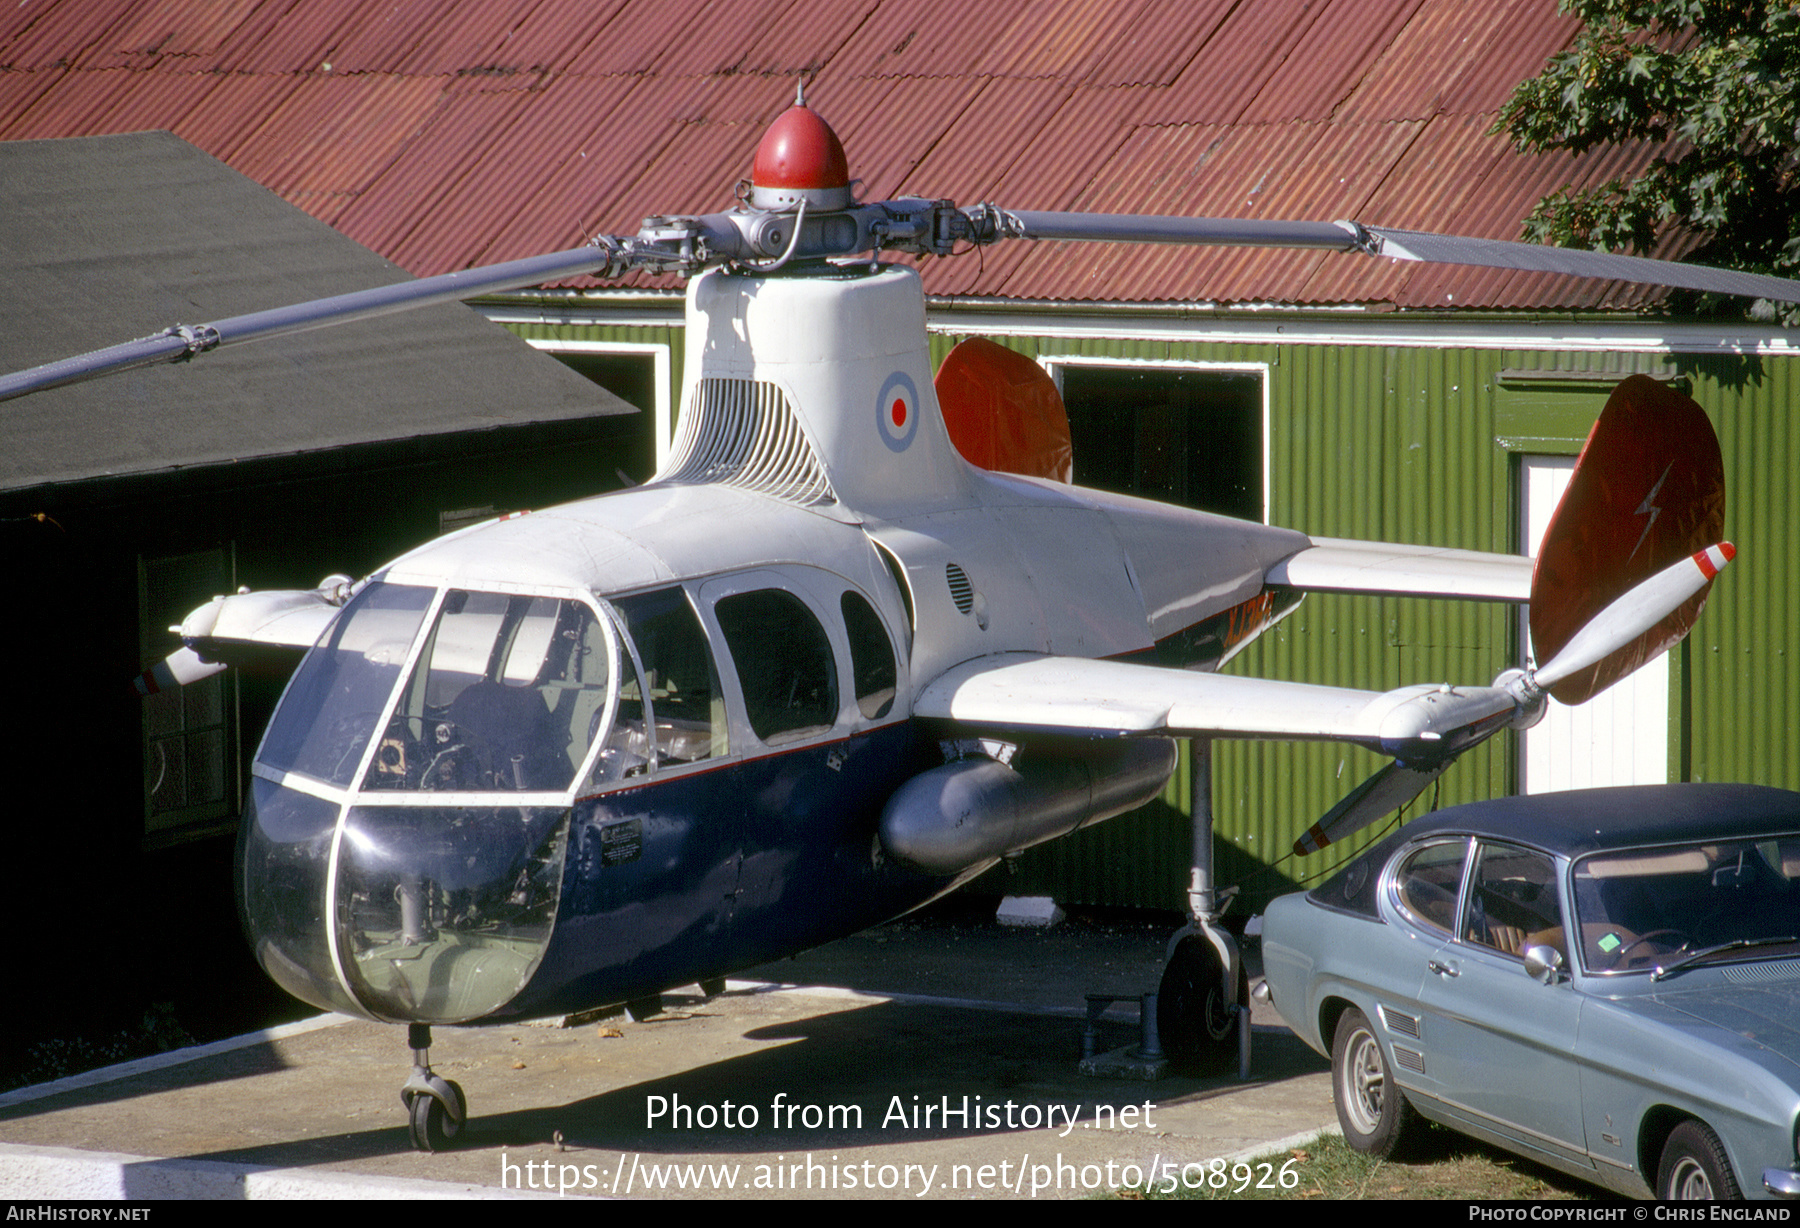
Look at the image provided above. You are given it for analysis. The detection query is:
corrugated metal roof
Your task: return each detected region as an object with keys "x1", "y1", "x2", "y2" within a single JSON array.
[
  {"x1": 1237, "y1": 0, "x2": 1426, "y2": 123},
  {"x1": 0, "y1": 130, "x2": 632, "y2": 494},
  {"x1": 0, "y1": 0, "x2": 1699, "y2": 310}
]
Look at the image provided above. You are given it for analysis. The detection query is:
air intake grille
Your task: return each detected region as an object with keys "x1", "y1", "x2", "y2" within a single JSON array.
[
  {"x1": 946, "y1": 563, "x2": 974, "y2": 613},
  {"x1": 656, "y1": 378, "x2": 834, "y2": 506},
  {"x1": 1379, "y1": 1006, "x2": 1421, "y2": 1039},
  {"x1": 1722, "y1": 960, "x2": 1800, "y2": 985}
]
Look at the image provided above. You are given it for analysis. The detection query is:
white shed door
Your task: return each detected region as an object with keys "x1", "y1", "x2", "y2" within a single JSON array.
[{"x1": 1520, "y1": 455, "x2": 1669, "y2": 793}]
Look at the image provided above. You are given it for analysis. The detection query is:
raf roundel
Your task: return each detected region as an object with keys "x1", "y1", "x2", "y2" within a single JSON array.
[{"x1": 877, "y1": 371, "x2": 919, "y2": 453}]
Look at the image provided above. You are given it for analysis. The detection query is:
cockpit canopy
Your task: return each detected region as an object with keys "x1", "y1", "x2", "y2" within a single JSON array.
[
  {"x1": 241, "y1": 570, "x2": 902, "y2": 1025},
  {"x1": 259, "y1": 583, "x2": 625, "y2": 795}
]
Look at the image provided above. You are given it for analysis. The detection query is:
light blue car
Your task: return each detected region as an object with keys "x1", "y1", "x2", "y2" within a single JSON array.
[{"x1": 1260, "y1": 783, "x2": 1800, "y2": 1200}]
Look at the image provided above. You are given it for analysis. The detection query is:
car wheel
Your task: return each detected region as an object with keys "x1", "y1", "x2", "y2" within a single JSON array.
[
  {"x1": 1657, "y1": 1120, "x2": 1741, "y2": 1200},
  {"x1": 1158, "y1": 935, "x2": 1247, "y2": 1076},
  {"x1": 1331, "y1": 1007, "x2": 1419, "y2": 1158}
]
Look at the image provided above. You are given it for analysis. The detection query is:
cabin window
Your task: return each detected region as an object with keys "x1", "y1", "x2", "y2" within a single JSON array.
[
  {"x1": 259, "y1": 581, "x2": 434, "y2": 787},
  {"x1": 715, "y1": 588, "x2": 837, "y2": 744},
  {"x1": 841, "y1": 590, "x2": 896, "y2": 720},
  {"x1": 610, "y1": 587, "x2": 727, "y2": 766}
]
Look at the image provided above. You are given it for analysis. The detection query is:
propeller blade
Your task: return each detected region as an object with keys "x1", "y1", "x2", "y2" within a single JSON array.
[
  {"x1": 0, "y1": 245, "x2": 618, "y2": 404},
  {"x1": 984, "y1": 211, "x2": 1800, "y2": 304},
  {"x1": 133, "y1": 647, "x2": 226, "y2": 697},
  {"x1": 1293, "y1": 759, "x2": 1451, "y2": 855},
  {"x1": 1292, "y1": 539, "x2": 1733, "y2": 856},
  {"x1": 1535, "y1": 543, "x2": 1735, "y2": 690},
  {"x1": 1529, "y1": 376, "x2": 1724, "y2": 704}
]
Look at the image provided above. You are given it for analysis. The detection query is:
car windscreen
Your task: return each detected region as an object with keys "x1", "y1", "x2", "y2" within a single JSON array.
[{"x1": 1573, "y1": 834, "x2": 1800, "y2": 974}]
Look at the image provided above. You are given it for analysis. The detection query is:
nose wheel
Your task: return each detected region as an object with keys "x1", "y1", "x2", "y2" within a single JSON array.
[{"x1": 400, "y1": 1024, "x2": 467, "y2": 1152}]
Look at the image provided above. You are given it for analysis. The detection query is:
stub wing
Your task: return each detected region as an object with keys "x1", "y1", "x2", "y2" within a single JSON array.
[
  {"x1": 134, "y1": 577, "x2": 350, "y2": 695},
  {"x1": 914, "y1": 652, "x2": 1518, "y2": 761},
  {"x1": 1269, "y1": 537, "x2": 1531, "y2": 602}
]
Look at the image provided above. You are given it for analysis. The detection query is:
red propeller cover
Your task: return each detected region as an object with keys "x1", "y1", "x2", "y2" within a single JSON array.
[
  {"x1": 935, "y1": 338, "x2": 1074, "y2": 484},
  {"x1": 1530, "y1": 375, "x2": 1725, "y2": 705}
]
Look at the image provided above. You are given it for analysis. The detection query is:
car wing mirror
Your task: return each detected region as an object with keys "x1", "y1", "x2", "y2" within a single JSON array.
[{"x1": 1523, "y1": 944, "x2": 1565, "y2": 985}]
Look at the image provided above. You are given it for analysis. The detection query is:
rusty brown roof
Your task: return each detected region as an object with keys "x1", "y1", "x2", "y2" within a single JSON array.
[{"x1": 0, "y1": 0, "x2": 1679, "y2": 310}]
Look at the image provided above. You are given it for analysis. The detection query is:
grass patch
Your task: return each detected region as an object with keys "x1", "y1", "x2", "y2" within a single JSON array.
[{"x1": 1117, "y1": 1127, "x2": 1602, "y2": 1200}]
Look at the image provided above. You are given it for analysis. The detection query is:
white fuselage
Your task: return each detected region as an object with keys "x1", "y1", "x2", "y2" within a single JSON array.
[{"x1": 239, "y1": 262, "x2": 1310, "y2": 1026}]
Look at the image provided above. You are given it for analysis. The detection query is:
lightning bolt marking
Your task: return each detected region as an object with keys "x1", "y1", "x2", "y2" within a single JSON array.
[{"x1": 1629, "y1": 462, "x2": 1673, "y2": 562}]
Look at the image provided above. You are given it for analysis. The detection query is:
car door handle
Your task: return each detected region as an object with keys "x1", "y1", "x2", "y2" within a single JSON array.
[{"x1": 1428, "y1": 959, "x2": 1459, "y2": 978}]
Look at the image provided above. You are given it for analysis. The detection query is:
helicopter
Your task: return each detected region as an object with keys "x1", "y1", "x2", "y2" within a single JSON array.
[{"x1": 3, "y1": 89, "x2": 1786, "y2": 1152}]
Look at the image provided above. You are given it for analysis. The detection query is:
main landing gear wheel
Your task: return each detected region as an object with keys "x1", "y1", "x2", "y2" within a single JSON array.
[
  {"x1": 1657, "y1": 1120, "x2": 1741, "y2": 1200},
  {"x1": 1331, "y1": 1007, "x2": 1421, "y2": 1159},
  {"x1": 1157, "y1": 934, "x2": 1246, "y2": 1076}
]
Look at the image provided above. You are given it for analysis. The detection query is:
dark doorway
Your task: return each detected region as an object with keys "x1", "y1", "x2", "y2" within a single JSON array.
[{"x1": 1060, "y1": 365, "x2": 1263, "y2": 521}]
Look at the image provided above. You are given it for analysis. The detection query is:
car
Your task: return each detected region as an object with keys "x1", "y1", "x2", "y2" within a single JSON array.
[{"x1": 1259, "y1": 782, "x2": 1800, "y2": 1200}]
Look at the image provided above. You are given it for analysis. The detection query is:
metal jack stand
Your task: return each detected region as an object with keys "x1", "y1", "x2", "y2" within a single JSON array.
[{"x1": 1078, "y1": 991, "x2": 1169, "y2": 1080}]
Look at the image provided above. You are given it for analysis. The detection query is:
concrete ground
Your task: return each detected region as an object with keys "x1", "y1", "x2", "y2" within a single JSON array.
[{"x1": 0, "y1": 905, "x2": 1336, "y2": 1200}]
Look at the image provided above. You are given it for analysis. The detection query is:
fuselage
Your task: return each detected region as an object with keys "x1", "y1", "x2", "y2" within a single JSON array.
[{"x1": 238, "y1": 262, "x2": 1308, "y2": 1025}]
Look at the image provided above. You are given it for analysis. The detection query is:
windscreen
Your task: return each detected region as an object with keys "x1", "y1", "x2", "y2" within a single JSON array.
[{"x1": 1574, "y1": 835, "x2": 1800, "y2": 973}]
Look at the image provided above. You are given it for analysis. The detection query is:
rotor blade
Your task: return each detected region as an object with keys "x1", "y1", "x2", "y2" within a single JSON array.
[
  {"x1": 997, "y1": 211, "x2": 1361, "y2": 251},
  {"x1": 0, "y1": 245, "x2": 618, "y2": 404},
  {"x1": 1535, "y1": 543, "x2": 1735, "y2": 690},
  {"x1": 987, "y1": 210, "x2": 1800, "y2": 303},
  {"x1": 1293, "y1": 759, "x2": 1452, "y2": 855},
  {"x1": 1368, "y1": 228, "x2": 1800, "y2": 304}
]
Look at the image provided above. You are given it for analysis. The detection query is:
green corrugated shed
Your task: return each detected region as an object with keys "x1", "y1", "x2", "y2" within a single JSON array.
[{"x1": 501, "y1": 305, "x2": 1800, "y2": 917}]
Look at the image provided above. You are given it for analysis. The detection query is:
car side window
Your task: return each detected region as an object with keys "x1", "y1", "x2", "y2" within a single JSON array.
[
  {"x1": 714, "y1": 587, "x2": 838, "y2": 744},
  {"x1": 1393, "y1": 839, "x2": 1468, "y2": 935},
  {"x1": 1465, "y1": 842, "x2": 1566, "y2": 961}
]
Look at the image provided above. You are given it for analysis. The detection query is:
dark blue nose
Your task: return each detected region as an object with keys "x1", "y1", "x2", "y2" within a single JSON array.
[{"x1": 239, "y1": 778, "x2": 570, "y2": 1023}]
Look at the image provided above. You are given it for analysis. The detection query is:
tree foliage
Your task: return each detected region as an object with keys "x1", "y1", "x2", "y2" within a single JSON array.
[{"x1": 1495, "y1": 1, "x2": 1800, "y2": 319}]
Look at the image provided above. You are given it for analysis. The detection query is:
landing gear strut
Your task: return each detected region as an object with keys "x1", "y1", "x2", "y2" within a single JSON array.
[
  {"x1": 401, "y1": 1023, "x2": 467, "y2": 1152},
  {"x1": 1157, "y1": 738, "x2": 1250, "y2": 1077}
]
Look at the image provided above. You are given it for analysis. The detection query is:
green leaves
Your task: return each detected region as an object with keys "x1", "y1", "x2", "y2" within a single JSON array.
[{"x1": 1495, "y1": 0, "x2": 1800, "y2": 321}]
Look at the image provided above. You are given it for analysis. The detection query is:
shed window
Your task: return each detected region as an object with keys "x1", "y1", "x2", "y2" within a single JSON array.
[
  {"x1": 142, "y1": 548, "x2": 233, "y2": 834},
  {"x1": 1059, "y1": 365, "x2": 1263, "y2": 521}
]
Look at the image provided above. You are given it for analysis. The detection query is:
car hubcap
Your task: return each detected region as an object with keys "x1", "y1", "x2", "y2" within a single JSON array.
[
  {"x1": 1669, "y1": 1158, "x2": 1712, "y2": 1199},
  {"x1": 1345, "y1": 1030, "x2": 1384, "y2": 1133}
]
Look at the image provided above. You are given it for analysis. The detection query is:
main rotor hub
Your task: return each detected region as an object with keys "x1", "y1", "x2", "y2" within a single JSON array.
[{"x1": 749, "y1": 102, "x2": 851, "y2": 212}]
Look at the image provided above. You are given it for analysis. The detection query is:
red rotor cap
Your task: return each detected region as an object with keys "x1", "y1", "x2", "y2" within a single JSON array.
[{"x1": 749, "y1": 103, "x2": 851, "y2": 211}]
